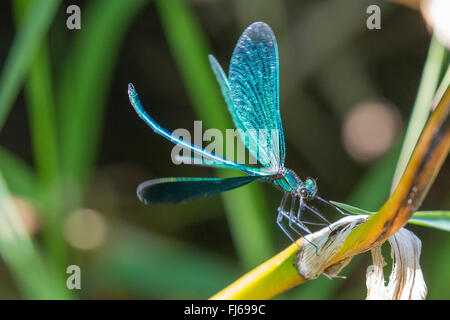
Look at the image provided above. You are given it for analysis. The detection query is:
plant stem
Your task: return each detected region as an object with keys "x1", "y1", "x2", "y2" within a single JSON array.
[
  {"x1": 13, "y1": 0, "x2": 67, "y2": 292},
  {"x1": 0, "y1": 0, "x2": 61, "y2": 130},
  {"x1": 392, "y1": 35, "x2": 448, "y2": 190}
]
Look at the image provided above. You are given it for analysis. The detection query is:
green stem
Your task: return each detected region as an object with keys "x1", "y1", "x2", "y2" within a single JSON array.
[
  {"x1": 0, "y1": 172, "x2": 70, "y2": 299},
  {"x1": 392, "y1": 35, "x2": 448, "y2": 190},
  {"x1": 13, "y1": 0, "x2": 67, "y2": 290},
  {"x1": 0, "y1": 0, "x2": 61, "y2": 130},
  {"x1": 0, "y1": 146, "x2": 38, "y2": 200}
]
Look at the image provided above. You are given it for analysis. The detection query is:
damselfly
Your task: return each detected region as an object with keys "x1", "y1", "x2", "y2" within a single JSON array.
[{"x1": 128, "y1": 22, "x2": 347, "y2": 244}]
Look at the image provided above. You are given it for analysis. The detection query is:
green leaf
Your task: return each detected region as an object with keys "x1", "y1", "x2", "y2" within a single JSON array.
[
  {"x1": 0, "y1": 172, "x2": 70, "y2": 299},
  {"x1": 408, "y1": 211, "x2": 450, "y2": 232},
  {"x1": 87, "y1": 225, "x2": 240, "y2": 299},
  {"x1": 330, "y1": 201, "x2": 375, "y2": 215},
  {"x1": 0, "y1": 146, "x2": 37, "y2": 200},
  {"x1": 58, "y1": 0, "x2": 148, "y2": 186},
  {"x1": 13, "y1": 0, "x2": 67, "y2": 279},
  {"x1": 391, "y1": 36, "x2": 448, "y2": 190},
  {"x1": 331, "y1": 201, "x2": 450, "y2": 232},
  {"x1": 0, "y1": 0, "x2": 61, "y2": 130}
]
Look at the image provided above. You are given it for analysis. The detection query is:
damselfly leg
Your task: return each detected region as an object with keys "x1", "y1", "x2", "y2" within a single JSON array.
[
  {"x1": 297, "y1": 197, "x2": 328, "y2": 227},
  {"x1": 288, "y1": 197, "x2": 312, "y2": 235},
  {"x1": 276, "y1": 192, "x2": 297, "y2": 243},
  {"x1": 276, "y1": 192, "x2": 347, "y2": 254},
  {"x1": 303, "y1": 203, "x2": 333, "y2": 232},
  {"x1": 277, "y1": 193, "x2": 319, "y2": 252},
  {"x1": 316, "y1": 196, "x2": 350, "y2": 216}
]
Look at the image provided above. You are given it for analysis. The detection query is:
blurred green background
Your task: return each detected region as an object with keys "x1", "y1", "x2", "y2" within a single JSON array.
[{"x1": 0, "y1": 0, "x2": 448, "y2": 299}]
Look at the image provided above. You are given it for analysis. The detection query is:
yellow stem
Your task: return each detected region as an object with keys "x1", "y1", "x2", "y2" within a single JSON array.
[
  {"x1": 211, "y1": 84, "x2": 450, "y2": 300},
  {"x1": 211, "y1": 239, "x2": 305, "y2": 300}
]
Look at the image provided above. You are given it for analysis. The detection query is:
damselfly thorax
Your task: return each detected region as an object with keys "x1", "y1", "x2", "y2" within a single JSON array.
[{"x1": 270, "y1": 168, "x2": 317, "y2": 198}]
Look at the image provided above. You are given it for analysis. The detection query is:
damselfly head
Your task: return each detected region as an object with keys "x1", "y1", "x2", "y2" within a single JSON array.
[{"x1": 297, "y1": 177, "x2": 318, "y2": 200}]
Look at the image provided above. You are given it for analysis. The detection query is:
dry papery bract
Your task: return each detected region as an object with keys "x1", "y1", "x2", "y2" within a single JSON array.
[
  {"x1": 366, "y1": 228, "x2": 427, "y2": 300},
  {"x1": 295, "y1": 215, "x2": 426, "y2": 300}
]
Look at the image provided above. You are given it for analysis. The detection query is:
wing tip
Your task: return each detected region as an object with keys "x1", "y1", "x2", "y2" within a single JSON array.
[
  {"x1": 208, "y1": 54, "x2": 218, "y2": 68},
  {"x1": 233, "y1": 21, "x2": 276, "y2": 55},
  {"x1": 128, "y1": 83, "x2": 137, "y2": 97},
  {"x1": 245, "y1": 21, "x2": 273, "y2": 36},
  {"x1": 208, "y1": 54, "x2": 222, "y2": 68},
  {"x1": 249, "y1": 21, "x2": 269, "y2": 28},
  {"x1": 136, "y1": 179, "x2": 154, "y2": 205}
]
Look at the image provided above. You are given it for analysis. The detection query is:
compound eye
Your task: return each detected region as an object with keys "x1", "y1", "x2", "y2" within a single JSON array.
[{"x1": 300, "y1": 188, "x2": 309, "y2": 198}]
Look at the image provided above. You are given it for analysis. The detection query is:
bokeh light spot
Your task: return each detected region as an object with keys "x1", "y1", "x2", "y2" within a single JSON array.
[
  {"x1": 422, "y1": 0, "x2": 450, "y2": 49},
  {"x1": 63, "y1": 208, "x2": 107, "y2": 250},
  {"x1": 342, "y1": 101, "x2": 401, "y2": 163}
]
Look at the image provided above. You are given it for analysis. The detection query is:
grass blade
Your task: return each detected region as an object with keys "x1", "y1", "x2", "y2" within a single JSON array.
[
  {"x1": 408, "y1": 211, "x2": 450, "y2": 232},
  {"x1": 391, "y1": 35, "x2": 448, "y2": 190},
  {"x1": 13, "y1": 0, "x2": 59, "y2": 188},
  {"x1": 0, "y1": 0, "x2": 61, "y2": 129},
  {"x1": 58, "y1": 0, "x2": 148, "y2": 186},
  {"x1": 88, "y1": 225, "x2": 240, "y2": 299},
  {"x1": 0, "y1": 146, "x2": 37, "y2": 200},
  {"x1": 332, "y1": 201, "x2": 450, "y2": 232},
  {"x1": 13, "y1": 0, "x2": 67, "y2": 280},
  {"x1": 0, "y1": 172, "x2": 69, "y2": 298},
  {"x1": 330, "y1": 201, "x2": 376, "y2": 215}
]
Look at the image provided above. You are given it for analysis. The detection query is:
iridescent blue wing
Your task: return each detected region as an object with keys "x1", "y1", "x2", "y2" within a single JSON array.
[
  {"x1": 228, "y1": 22, "x2": 286, "y2": 170},
  {"x1": 210, "y1": 22, "x2": 285, "y2": 172},
  {"x1": 137, "y1": 176, "x2": 263, "y2": 205},
  {"x1": 209, "y1": 55, "x2": 235, "y2": 114},
  {"x1": 128, "y1": 83, "x2": 269, "y2": 177}
]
